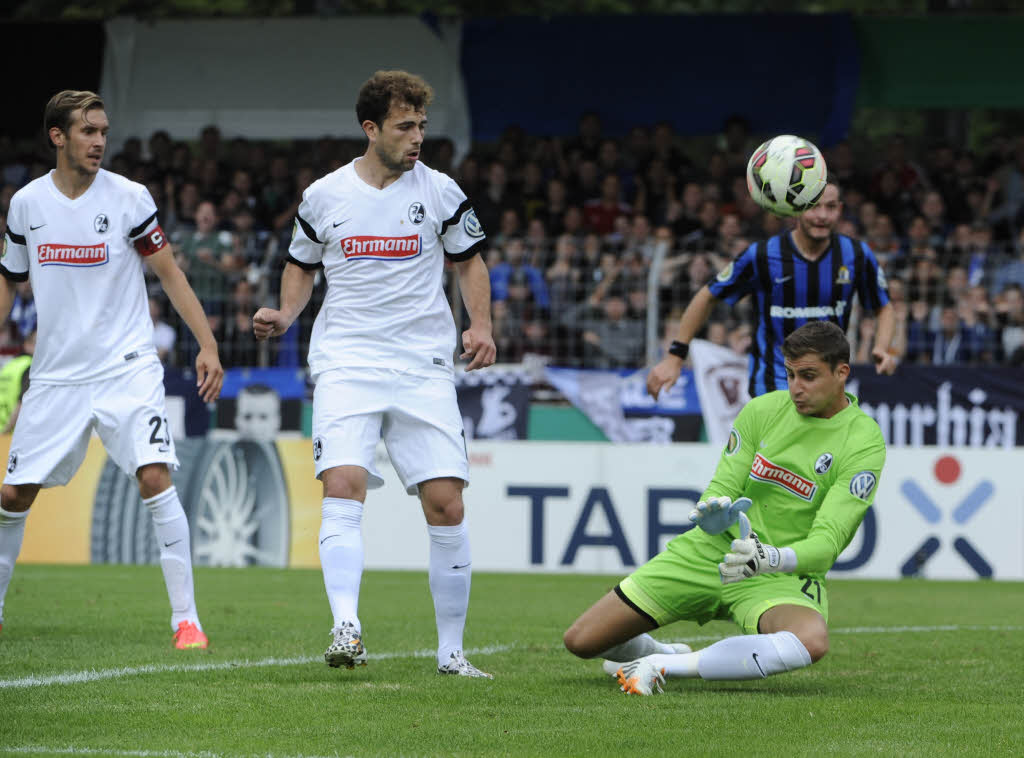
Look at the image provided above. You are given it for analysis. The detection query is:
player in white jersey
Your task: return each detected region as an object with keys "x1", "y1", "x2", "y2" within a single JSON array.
[
  {"x1": 0, "y1": 90, "x2": 224, "y2": 649},
  {"x1": 254, "y1": 71, "x2": 496, "y2": 677}
]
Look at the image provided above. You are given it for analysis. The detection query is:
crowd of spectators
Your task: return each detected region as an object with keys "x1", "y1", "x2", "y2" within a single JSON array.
[{"x1": 1, "y1": 114, "x2": 1023, "y2": 373}]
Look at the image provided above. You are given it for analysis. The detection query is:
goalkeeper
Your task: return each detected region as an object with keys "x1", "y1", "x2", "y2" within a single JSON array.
[{"x1": 563, "y1": 321, "x2": 886, "y2": 695}]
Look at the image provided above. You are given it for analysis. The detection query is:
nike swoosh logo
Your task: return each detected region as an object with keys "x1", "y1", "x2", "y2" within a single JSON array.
[
  {"x1": 163, "y1": 539, "x2": 183, "y2": 548},
  {"x1": 333, "y1": 219, "x2": 350, "y2": 228},
  {"x1": 30, "y1": 224, "x2": 46, "y2": 231},
  {"x1": 320, "y1": 535, "x2": 339, "y2": 545},
  {"x1": 451, "y1": 562, "x2": 471, "y2": 570},
  {"x1": 751, "y1": 652, "x2": 766, "y2": 677},
  {"x1": 774, "y1": 276, "x2": 792, "y2": 284}
]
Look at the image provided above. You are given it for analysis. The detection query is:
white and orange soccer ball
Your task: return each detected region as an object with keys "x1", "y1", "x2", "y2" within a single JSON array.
[{"x1": 746, "y1": 135, "x2": 828, "y2": 217}]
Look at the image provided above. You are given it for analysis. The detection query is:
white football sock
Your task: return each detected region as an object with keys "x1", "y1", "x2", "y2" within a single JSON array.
[
  {"x1": 319, "y1": 497, "x2": 364, "y2": 630},
  {"x1": 143, "y1": 486, "x2": 201, "y2": 632},
  {"x1": 646, "y1": 631, "x2": 812, "y2": 680},
  {"x1": 0, "y1": 506, "x2": 28, "y2": 624},
  {"x1": 427, "y1": 521, "x2": 471, "y2": 666},
  {"x1": 600, "y1": 633, "x2": 679, "y2": 662}
]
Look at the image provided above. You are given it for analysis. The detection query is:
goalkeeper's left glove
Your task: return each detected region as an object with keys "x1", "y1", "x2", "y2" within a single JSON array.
[
  {"x1": 689, "y1": 496, "x2": 752, "y2": 535},
  {"x1": 719, "y1": 512, "x2": 790, "y2": 585}
]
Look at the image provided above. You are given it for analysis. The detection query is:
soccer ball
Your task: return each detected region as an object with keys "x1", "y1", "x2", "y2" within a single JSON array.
[{"x1": 746, "y1": 135, "x2": 828, "y2": 217}]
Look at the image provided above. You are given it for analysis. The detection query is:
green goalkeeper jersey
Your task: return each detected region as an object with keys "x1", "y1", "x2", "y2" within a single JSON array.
[{"x1": 703, "y1": 390, "x2": 886, "y2": 575}]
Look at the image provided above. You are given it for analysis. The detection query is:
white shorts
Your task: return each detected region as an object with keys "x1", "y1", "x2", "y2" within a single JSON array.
[
  {"x1": 312, "y1": 367, "x2": 468, "y2": 495},
  {"x1": 4, "y1": 358, "x2": 179, "y2": 488}
]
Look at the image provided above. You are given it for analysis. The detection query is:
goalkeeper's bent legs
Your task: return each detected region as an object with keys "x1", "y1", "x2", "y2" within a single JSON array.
[{"x1": 645, "y1": 604, "x2": 826, "y2": 680}]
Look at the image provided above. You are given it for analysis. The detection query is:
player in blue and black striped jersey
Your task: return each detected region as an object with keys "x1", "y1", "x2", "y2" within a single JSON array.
[{"x1": 648, "y1": 183, "x2": 897, "y2": 399}]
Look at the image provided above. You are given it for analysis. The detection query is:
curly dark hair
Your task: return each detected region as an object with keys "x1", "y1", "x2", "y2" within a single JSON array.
[
  {"x1": 782, "y1": 321, "x2": 850, "y2": 369},
  {"x1": 355, "y1": 70, "x2": 434, "y2": 128}
]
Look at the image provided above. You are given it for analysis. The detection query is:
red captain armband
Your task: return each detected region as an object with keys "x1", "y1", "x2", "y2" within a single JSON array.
[{"x1": 133, "y1": 225, "x2": 168, "y2": 256}]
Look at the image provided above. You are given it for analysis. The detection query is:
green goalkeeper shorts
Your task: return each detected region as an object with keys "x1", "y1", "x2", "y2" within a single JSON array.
[{"x1": 618, "y1": 527, "x2": 829, "y2": 635}]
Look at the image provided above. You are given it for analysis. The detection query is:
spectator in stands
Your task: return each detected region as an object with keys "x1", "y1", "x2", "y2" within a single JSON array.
[
  {"x1": 571, "y1": 159, "x2": 602, "y2": 206},
  {"x1": 669, "y1": 181, "x2": 704, "y2": 237},
  {"x1": 562, "y1": 261, "x2": 646, "y2": 369},
  {"x1": 727, "y1": 321, "x2": 752, "y2": 356},
  {"x1": 905, "y1": 249, "x2": 943, "y2": 307},
  {"x1": 994, "y1": 283, "x2": 1024, "y2": 364},
  {"x1": 474, "y1": 161, "x2": 514, "y2": 234},
  {"x1": 491, "y1": 237, "x2": 550, "y2": 310},
  {"x1": 221, "y1": 278, "x2": 262, "y2": 367},
  {"x1": 537, "y1": 177, "x2": 570, "y2": 235},
  {"x1": 524, "y1": 217, "x2": 550, "y2": 267},
  {"x1": 634, "y1": 158, "x2": 675, "y2": 226},
  {"x1": 177, "y1": 200, "x2": 237, "y2": 328},
  {"x1": 904, "y1": 299, "x2": 932, "y2": 363},
  {"x1": 546, "y1": 234, "x2": 582, "y2": 314},
  {"x1": 583, "y1": 174, "x2": 630, "y2": 235},
  {"x1": 230, "y1": 207, "x2": 271, "y2": 275},
  {"x1": 989, "y1": 226, "x2": 1024, "y2": 296},
  {"x1": 926, "y1": 304, "x2": 976, "y2": 365},
  {"x1": 680, "y1": 199, "x2": 720, "y2": 253},
  {"x1": 919, "y1": 190, "x2": 951, "y2": 244},
  {"x1": 984, "y1": 136, "x2": 1024, "y2": 236},
  {"x1": 519, "y1": 161, "x2": 547, "y2": 223}
]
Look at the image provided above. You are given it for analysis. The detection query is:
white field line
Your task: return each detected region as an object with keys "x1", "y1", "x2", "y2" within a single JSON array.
[
  {"x1": 0, "y1": 625, "x2": 1019, "y2": 691},
  {"x1": 0, "y1": 643, "x2": 512, "y2": 690}
]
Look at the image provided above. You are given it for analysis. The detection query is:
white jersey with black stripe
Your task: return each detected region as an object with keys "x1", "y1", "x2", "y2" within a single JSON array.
[
  {"x1": 1, "y1": 169, "x2": 161, "y2": 384},
  {"x1": 288, "y1": 159, "x2": 485, "y2": 379}
]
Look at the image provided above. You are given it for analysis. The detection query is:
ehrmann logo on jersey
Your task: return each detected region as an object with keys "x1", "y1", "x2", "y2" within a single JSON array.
[
  {"x1": 38, "y1": 243, "x2": 108, "y2": 267},
  {"x1": 749, "y1": 452, "x2": 817, "y2": 501},
  {"x1": 341, "y1": 234, "x2": 421, "y2": 260}
]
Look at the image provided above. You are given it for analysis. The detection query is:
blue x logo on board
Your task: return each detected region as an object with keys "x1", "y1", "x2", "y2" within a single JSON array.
[{"x1": 899, "y1": 479, "x2": 994, "y2": 577}]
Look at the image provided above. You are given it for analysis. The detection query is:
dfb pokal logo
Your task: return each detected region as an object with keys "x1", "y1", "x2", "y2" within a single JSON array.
[{"x1": 900, "y1": 454, "x2": 994, "y2": 577}]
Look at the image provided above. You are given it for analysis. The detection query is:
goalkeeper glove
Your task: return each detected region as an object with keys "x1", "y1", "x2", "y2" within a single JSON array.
[
  {"x1": 688, "y1": 496, "x2": 752, "y2": 535},
  {"x1": 719, "y1": 512, "x2": 785, "y2": 585}
]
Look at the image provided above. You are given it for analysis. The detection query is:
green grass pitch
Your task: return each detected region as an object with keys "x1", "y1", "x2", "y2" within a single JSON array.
[{"x1": 1, "y1": 565, "x2": 1021, "y2": 757}]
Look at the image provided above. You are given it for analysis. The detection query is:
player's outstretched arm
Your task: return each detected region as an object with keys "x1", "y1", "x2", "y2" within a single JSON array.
[
  {"x1": 689, "y1": 496, "x2": 751, "y2": 535},
  {"x1": 147, "y1": 246, "x2": 224, "y2": 403},
  {"x1": 871, "y1": 302, "x2": 898, "y2": 375},
  {"x1": 252, "y1": 261, "x2": 316, "y2": 342},
  {"x1": 646, "y1": 285, "x2": 717, "y2": 399},
  {"x1": 454, "y1": 255, "x2": 496, "y2": 371}
]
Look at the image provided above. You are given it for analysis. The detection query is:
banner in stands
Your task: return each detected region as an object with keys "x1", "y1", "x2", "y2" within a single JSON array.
[
  {"x1": 456, "y1": 370, "x2": 530, "y2": 440},
  {"x1": 544, "y1": 367, "x2": 702, "y2": 442},
  {"x1": 849, "y1": 366, "x2": 1023, "y2": 448},
  {"x1": 12, "y1": 438, "x2": 1020, "y2": 580}
]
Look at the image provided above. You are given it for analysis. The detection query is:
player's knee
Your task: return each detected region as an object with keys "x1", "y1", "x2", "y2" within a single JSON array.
[
  {"x1": 799, "y1": 630, "x2": 829, "y2": 663},
  {"x1": 420, "y1": 482, "x2": 465, "y2": 526},
  {"x1": 321, "y1": 467, "x2": 367, "y2": 502},
  {"x1": 562, "y1": 622, "x2": 597, "y2": 659},
  {"x1": 1, "y1": 483, "x2": 38, "y2": 513},
  {"x1": 136, "y1": 464, "x2": 172, "y2": 499}
]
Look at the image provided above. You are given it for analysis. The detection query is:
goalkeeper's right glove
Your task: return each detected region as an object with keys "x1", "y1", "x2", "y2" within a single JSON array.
[
  {"x1": 719, "y1": 512, "x2": 785, "y2": 584},
  {"x1": 689, "y1": 496, "x2": 752, "y2": 535}
]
